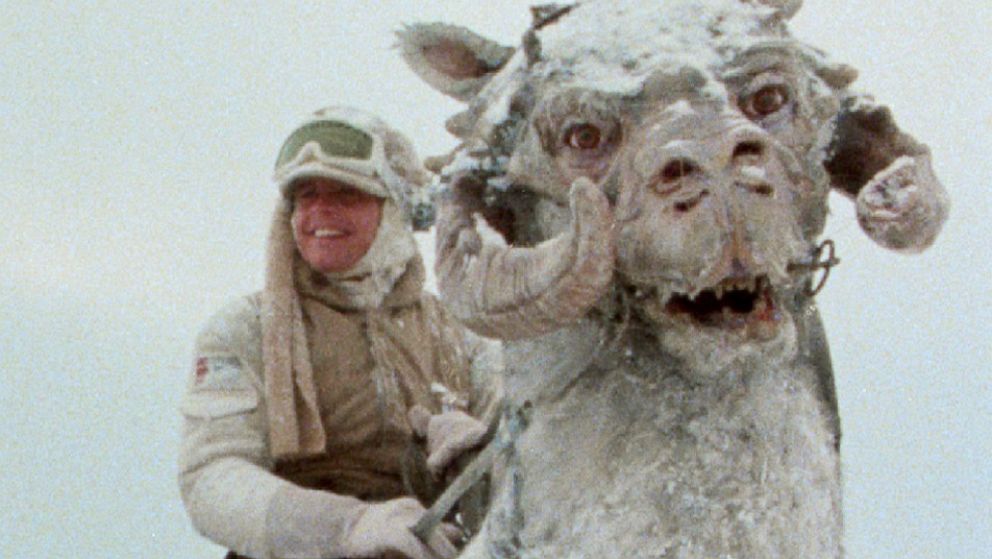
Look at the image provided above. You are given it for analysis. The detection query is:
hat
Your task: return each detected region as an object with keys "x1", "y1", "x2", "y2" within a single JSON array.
[{"x1": 273, "y1": 106, "x2": 436, "y2": 230}]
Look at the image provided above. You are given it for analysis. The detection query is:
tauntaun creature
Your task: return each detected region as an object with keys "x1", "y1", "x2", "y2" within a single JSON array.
[{"x1": 398, "y1": 1, "x2": 949, "y2": 557}]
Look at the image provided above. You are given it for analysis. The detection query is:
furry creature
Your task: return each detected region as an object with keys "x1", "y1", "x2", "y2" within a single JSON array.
[{"x1": 398, "y1": 1, "x2": 948, "y2": 557}]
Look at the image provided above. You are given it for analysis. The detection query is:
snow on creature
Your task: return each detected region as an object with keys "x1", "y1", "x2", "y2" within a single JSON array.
[{"x1": 398, "y1": 1, "x2": 949, "y2": 557}]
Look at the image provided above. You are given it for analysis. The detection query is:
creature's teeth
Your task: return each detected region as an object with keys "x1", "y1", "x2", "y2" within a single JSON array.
[
  {"x1": 658, "y1": 287, "x2": 676, "y2": 305},
  {"x1": 722, "y1": 307, "x2": 733, "y2": 321},
  {"x1": 747, "y1": 277, "x2": 757, "y2": 293},
  {"x1": 714, "y1": 284, "x2": 725, "y2": 300},
  {"x1": 755, "y1": 298, "x2": 767, "y2": 314}
]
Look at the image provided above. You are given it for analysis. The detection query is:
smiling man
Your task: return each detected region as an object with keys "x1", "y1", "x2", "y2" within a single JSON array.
[
  {"x1": 178, "y1": 107, "x2": 501, "y2": 559},
  {"x1": 291, "y1": 178, "x2": 382, "y2": 275}
]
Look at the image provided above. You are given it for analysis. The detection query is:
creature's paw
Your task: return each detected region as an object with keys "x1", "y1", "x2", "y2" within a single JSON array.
[{"x1": 856, "y1": 153, "x2": 949, "y2": 253}]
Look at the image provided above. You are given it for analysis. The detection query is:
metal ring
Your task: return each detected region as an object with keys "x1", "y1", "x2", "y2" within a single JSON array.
[{"x1": 807, "y1": 239, "x2": 839, "y2": 297}]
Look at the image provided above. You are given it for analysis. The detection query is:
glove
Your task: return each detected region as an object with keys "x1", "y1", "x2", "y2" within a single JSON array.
[
  {"x1": 266, "y1": 485, "x2": 458, "y2": 559},
  {"x1": 408, "y1": 405, "x2": 488, "y2": 478},
  {"x1": 345, "y1": 498, "x2": 459, "y2": 559}
]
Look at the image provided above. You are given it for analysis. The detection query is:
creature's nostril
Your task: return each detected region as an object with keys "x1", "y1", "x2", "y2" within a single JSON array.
[
  {"x1": 674, "y1": 190, "x2": 709, "y2": 213},
  {"x1": 734, "y1": 181, "x2": 774, "y2": 197},
  {"x1": 661, "y1": 158, "x2": 698, "y2": 183},
  {"x1": 750, "y1": 183, "x2": 774, "y2": 196},
  {"x1": 733, "y1": 141, "x2": 765, "y2": 161}
]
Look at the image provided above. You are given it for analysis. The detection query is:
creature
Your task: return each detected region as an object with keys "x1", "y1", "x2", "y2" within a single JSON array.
[{"x1": 397, "y1": 1, "x2": 949, "y2": 557}]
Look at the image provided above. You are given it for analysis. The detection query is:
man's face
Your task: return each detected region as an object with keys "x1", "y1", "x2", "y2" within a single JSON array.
[{"x1": 291, "y1": 177, "x2": 384, "y2": 274}]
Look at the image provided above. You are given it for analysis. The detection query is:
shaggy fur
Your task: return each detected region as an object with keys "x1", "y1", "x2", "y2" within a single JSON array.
[{"x1": 398, "y1": 1, "x2": 948, "y2": 557}]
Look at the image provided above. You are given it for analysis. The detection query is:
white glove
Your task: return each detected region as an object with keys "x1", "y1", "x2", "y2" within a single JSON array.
[
  {"x1": 266, "y1": 485, "x2": 458, "y2": 559},
  {"x1": 345, "y1": 498, "x2": 459, "y2": 559},
  {"x1": 408, "y1": 405, "x2": 488, "y2": 478}
]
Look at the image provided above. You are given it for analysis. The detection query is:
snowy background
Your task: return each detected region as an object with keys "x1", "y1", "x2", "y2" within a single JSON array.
[{"x1": 2, "y1": 1, "x2": 989, "y2": 557}]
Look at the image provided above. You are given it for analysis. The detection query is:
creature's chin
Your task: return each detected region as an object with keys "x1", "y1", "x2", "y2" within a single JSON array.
[{"x1": 642, "y1": 277, "x2": 799, "y2": 383}]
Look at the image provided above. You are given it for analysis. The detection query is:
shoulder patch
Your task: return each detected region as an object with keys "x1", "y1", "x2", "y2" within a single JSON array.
[{"x1": 190, "y1": 355, "x2": 249, "y2": 393}]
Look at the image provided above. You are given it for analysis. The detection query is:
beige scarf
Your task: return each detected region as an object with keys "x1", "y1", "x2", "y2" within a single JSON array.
[{"x1": 260, "y1": 198, "x2": 418, "y2": 459}]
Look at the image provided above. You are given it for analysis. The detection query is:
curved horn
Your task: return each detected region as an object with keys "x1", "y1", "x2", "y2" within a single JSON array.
[
  {"x1": 435, "y1": 175, "x2": 615, "y2": 340},
  {"x1": 824, "y1": 95, "x2": 949, "y2": 252}
]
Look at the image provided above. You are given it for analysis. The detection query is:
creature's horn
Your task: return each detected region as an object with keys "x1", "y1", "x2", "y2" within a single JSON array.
[{"x1": 435, "y1": 175, "x2": 615, "y2": 340}]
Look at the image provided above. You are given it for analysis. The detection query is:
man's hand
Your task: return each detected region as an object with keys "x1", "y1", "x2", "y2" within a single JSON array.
[
  {"x1": 409, "y1": 405, "x2": 488, "y2": 478},
  {"x1": 345, "y1": 497, "x2": 459, "y2": 559},
  {"x1": 265, "y1": 486, "x2": 459, "y2": 559}
]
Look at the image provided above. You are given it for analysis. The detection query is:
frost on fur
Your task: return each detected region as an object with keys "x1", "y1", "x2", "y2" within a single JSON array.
[{"x1": 398, "y1": 1, "x2": 948, "y2": 557}]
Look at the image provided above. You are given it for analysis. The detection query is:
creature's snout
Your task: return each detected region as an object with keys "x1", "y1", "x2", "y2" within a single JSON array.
[
  {"x1": 629, "y1": 113, "x2": 782, "y2": 209},
  {"x1": 616, "y1": 109, "x2": 810, "y2": 294}
]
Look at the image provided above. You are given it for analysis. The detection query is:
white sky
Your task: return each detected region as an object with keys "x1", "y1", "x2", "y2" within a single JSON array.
[{"x1": 1, "y1": 1, "x2": 989, "y2": 557}]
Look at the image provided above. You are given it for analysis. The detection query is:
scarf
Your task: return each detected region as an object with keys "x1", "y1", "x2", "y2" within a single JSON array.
[{"x1": 260, "y1": 198, "x2": 419, "y2": 459}]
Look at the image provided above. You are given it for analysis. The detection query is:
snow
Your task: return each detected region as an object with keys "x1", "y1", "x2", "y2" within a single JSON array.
[
  {"x1": 535, "y1": 0, "x2": 771, "y2": 95},
  {"x1": 741, "y1": 165, "x2": 769, "y2": 181}
]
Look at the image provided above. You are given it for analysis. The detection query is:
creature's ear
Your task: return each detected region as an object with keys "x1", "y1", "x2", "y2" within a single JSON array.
[
  {"x1": 823, "y1": 95, "x2": 929, "y2": 197},
  {"x1": 397, "y1": 23, "x2": 515, "y2": 102}
]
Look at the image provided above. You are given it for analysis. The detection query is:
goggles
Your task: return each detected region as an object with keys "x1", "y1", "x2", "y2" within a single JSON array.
[
  {"x1": 273, "y1": 119, "x2": 389, "y2": 198},
  {"x1": 275, "y1": 120, "x2": 374, "y2": 168}
]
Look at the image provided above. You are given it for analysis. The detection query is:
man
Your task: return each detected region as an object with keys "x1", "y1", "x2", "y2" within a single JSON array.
[{"x1": 179, "y1": 106, "x2": 501, "y2": 559}]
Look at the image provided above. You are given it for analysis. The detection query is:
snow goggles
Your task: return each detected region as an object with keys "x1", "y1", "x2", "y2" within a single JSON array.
[
  {"x1": 273, "y1": 119, "x2": 390, "y2": 198},
  {"x1": 274, "y1": 120, "x2": 375, "y2": 170}
]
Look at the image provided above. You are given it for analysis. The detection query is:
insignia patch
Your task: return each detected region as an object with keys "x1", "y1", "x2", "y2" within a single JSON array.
[
  {"x1": 190, "y1": 356, "x2": 247, "y2": 392},
  {"x1": 194, "y1": 357, "x2": 209, "y2": 384}
]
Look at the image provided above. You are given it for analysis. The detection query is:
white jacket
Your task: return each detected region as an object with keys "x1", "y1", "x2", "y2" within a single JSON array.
[{"x1": 178, "y1": 293, "x2": 502, "y2": 558}]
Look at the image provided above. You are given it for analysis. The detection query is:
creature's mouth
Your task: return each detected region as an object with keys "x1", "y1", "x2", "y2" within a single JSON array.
[{"x1": 665, "y1": 275, "x2": 779, "y2": 336}]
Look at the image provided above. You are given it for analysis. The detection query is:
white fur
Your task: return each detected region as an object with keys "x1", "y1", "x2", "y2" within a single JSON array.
[{"x1": 473, "y1": 321, "x2": 842, "y2": 559}]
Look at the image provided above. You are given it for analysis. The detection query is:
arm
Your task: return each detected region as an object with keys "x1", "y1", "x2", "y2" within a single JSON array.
[
  {"x1": 412, "y1": 315, "x2": 507, "y2": 540},
  {"x1": 179, "y1": 297, "x2": 456, "y2": 559},
  {"x1": 178, "y1": 298, "x2": 288, "y2": 558}
]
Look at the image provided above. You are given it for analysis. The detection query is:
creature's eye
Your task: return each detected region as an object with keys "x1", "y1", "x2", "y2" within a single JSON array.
[
  {"x1": 563, "y1": 123, "x2": 603, "y2": 151},
  {"x1": 742, "y1": 84, "x2": 790, "y2": 119}
]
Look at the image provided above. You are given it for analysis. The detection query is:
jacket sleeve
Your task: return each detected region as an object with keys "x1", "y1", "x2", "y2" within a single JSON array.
[{"x1": 178, "y1": 296, "x2": 293, "y2": 559}]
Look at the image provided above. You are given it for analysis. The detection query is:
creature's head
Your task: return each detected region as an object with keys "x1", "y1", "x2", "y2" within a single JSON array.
[{"x1": 399, "y1": 0, "x2": 947, "y2": 373}]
